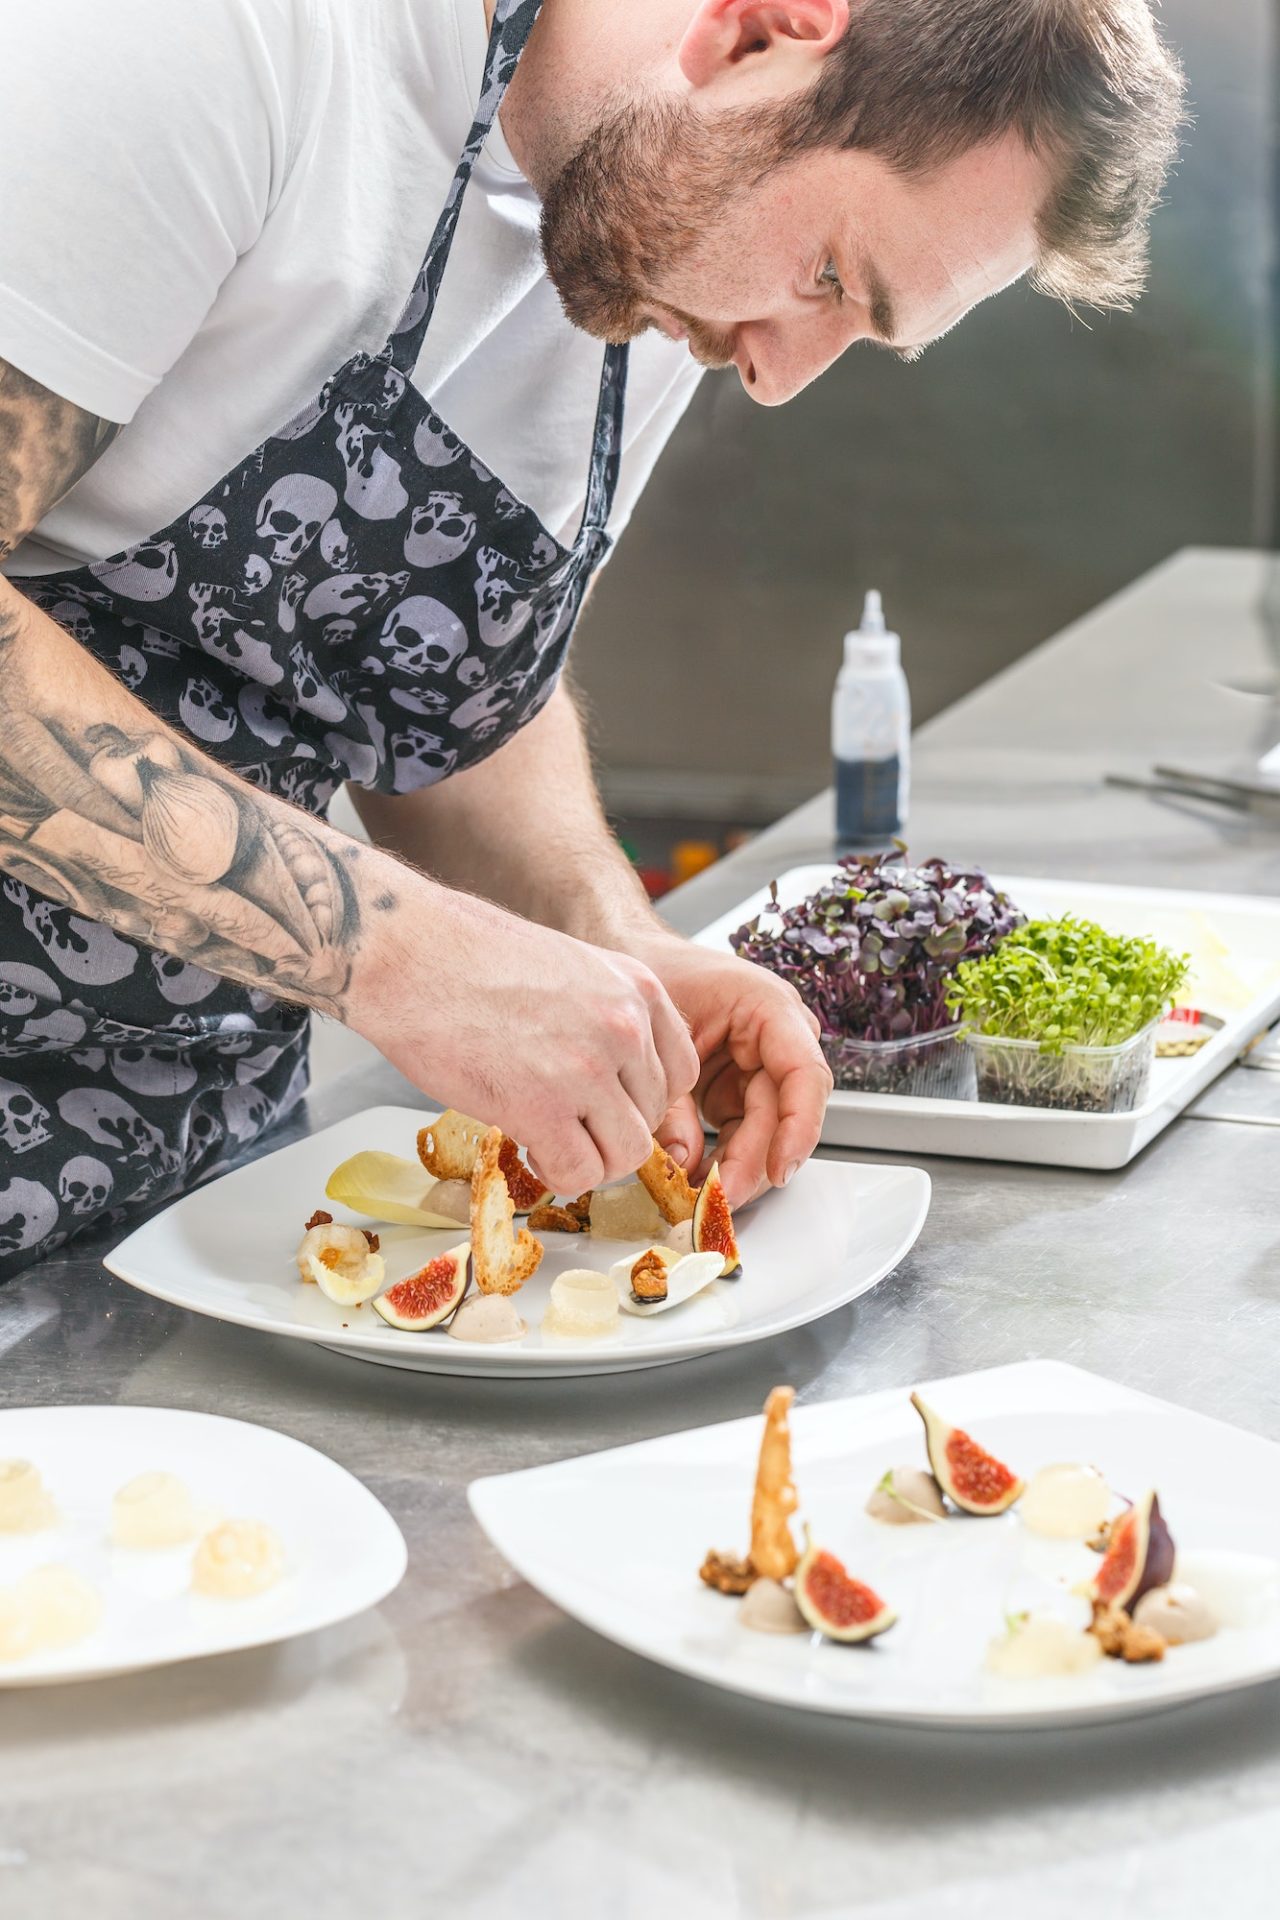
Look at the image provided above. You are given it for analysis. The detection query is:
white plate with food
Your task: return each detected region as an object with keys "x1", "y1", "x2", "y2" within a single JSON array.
[
  {"x1": 105, "y1": 1105, "x2": 931, "y2": 1379},
  {"x1": 0, "y1": 1404, "x2": 406, "y2": 1686},
  {"x1": 696, "y1": 868, "x2": 1280, "y2": 1170},
  {"x1": 469, "y1": 1361, "x2": 1280, "y2": 1729}
]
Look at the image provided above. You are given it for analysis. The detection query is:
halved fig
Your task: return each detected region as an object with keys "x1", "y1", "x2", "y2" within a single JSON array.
[
  {"x1": 497, "y1": 1137, "x2": 552, "y2": 1214},
  {"x1": 794, "y1": 1528, "x2": 896, "y2": 1643},
  {"x1": 372, "y1": 1242, "x2": 471, "y2": 1332},
  {"x1": 1088, "y1": 1490, "x2": 1174, "y2": 1612},
  {"x1": 910, "y1": 1392, "x2": 1023, "y2": 1515},
  {"x1": 691, "y1": 1163, "x2": 741, "y2": 1278}
]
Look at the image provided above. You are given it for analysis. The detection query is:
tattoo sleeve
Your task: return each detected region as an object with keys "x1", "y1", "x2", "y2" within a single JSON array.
[
  {"x1": 0, "y1": 588, "x2": 378, "y2": 1017},
  {"x1": 0, "y1": 357, "x2": 120, "y2": 559},
  {"x1": 0, "y1": 360, "x2": 398, "y2": 1019}
]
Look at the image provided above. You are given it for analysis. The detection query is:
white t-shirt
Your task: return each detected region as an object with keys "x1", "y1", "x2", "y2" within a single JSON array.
[{"x1": 1, "y1": 0, "x2": 701, "y2": 577}]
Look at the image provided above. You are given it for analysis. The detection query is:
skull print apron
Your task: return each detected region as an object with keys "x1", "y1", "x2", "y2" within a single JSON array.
[{"x1": 0, "y1": 0, "x2": 628, "y2": 1279}]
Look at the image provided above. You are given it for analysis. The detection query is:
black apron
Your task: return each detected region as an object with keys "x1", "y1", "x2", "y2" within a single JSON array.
[{"x1": 0, "y1": 0, "x2": 628, "y2": 1279}]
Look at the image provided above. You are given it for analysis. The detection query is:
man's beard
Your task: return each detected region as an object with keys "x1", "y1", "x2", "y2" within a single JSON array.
[{"x1": 539, "y1": 91, "x2": 784, "y2": 365}]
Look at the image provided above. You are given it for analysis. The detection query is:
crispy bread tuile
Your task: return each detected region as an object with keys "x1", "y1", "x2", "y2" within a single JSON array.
[
  {"x1": 750, "y1": 1386, "x2": 800, "y2": 1582},
  {"x1": 470, "y1": 1127, "x2": 544, "y2": 1296},
  {"x1": 417, "y1": 1109, "x2": 489, "y2": 1181},
  {"x1": 636, "y1": 1138, "x2": 699, "y2": 1225}
]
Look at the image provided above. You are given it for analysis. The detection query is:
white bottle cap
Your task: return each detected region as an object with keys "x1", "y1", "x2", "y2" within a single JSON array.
[{"x1": 844, "y1": 588, "x2": 900, "y2": 669}]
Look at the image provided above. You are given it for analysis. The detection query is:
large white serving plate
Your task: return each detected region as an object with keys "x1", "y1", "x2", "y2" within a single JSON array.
[
  {"x1": 696, "y1": 869, "x2": 1280, "y2": 1169},
  {"x1": 106, "y1": 1106, "x2": 931, "y2": 1380},
  {"x1": 0, "y1": 1404, "x2": 406, "y2": 1687},
  {"x1": 469, "y1": 1361, "x2": 1280, "y2": 1730}
]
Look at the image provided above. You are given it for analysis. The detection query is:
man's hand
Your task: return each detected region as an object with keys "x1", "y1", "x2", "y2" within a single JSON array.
[
  {"x1": 347, "y1": 898, "x2": 701, "y2": 1200},
  {"x1": 624, "y1": 931, "x2": 832, "y2": 1208}
]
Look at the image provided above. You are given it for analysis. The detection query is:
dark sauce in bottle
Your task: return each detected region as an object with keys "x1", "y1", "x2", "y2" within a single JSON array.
[{"x1": 835, "y1": 753, "x2": 902, "y2": 847}]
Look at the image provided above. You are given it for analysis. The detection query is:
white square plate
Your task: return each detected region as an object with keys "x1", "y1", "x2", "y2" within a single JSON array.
[
  {"x1": 0, "y1": 1404, "x2": 406, "y2": 1687},
  {"x1": 105, "y1": 1107, "x2": 931, "y2": 1379},
  {"x1": 469, "y1": 1362, "x2": 1280, "y2": 1728},
  {"x1": 696, "y1": 870, "x2": 1280, "y2": 1169}
]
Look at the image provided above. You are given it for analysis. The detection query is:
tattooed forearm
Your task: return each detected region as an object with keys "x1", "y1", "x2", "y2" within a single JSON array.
[
  {"x1": 0, "y1": 583, "x2": 376, "y2": 1017},
  {"x1": 0, "y1": 358, "x2": 120, "y2": 558}
]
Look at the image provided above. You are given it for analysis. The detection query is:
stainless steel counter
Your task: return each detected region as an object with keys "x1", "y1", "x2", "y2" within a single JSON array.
[{"x1": 3, "y1": 548, "x2": 1279, "y2": 1920}]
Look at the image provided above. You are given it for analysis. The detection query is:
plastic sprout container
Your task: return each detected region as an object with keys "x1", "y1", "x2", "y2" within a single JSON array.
[
  {"x1": 822, "y1": 1023, "x2": 975, "y2": 1100},
  {"x1": 966, "y1": 1018, "x2": 1159, "y2": 1114}
]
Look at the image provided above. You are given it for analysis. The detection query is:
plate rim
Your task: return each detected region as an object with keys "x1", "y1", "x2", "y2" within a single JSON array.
[
  {"x1": 0, "y1": 1402, "x2": 407, "y2": 1688},
  {"x1": 103, "y1": 1107, "x2": 933, "y2": 1376},
  {"x1": 467, "y1": 1360, "x2": 1280, "y2": 1729}
]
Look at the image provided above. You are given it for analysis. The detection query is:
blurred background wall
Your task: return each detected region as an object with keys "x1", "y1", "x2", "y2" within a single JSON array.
[{"x1": 575, "y1": 0, "x2": 1276, "y2": 833}]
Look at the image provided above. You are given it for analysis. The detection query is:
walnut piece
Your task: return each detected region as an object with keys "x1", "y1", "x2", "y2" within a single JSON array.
[
  {"x1": 1090, "y1": 1601, "x2": 1166, "y2": 1663},
  {"x1": 629, "y1": 1248, "x2": 673, "y2": 1302},
  {"x1": 699, "y1": 1550, "x2": 757, "y2": 1596},
  {"x1": 528, "y1": 1204, "x2": 584, "y2": 1234}
]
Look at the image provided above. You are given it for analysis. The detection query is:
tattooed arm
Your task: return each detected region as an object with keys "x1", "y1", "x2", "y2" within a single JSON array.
[
  {"x1": 0, "y1": 359, "x2": 373, "y2": 1006},
  {"x1": 0, "y1": 372, "x2": 696, "y2": 1190},
  {"x1": 0, "y1": 358, "x2": 119, "y2": 560}
]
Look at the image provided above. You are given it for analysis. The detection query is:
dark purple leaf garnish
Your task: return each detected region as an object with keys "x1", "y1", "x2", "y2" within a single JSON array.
[{"x1": 730, "y1": 852, "x2": 1024, "y2": 1051}]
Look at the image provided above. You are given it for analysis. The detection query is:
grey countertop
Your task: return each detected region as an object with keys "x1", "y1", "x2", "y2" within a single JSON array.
[{"x1": 4, "y1": 548, "x2": 1279, "y2": 1920}]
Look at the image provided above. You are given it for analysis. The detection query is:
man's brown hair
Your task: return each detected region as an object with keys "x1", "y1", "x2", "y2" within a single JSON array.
[{"x1": 786, "y1": 0, "x2": 1186, "y2": 309}]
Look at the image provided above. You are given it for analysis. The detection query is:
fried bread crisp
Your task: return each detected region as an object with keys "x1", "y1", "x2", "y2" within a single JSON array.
[
  {"x1": 470, "y1": 1127, "x2": 544, "y2": 1296},
  {"x1": 636, "y1": 1138, "x2": 699, "y2": 1225},
  {"x1": 417, "y1": 1109, "x2": 488, "y2": 1182}
]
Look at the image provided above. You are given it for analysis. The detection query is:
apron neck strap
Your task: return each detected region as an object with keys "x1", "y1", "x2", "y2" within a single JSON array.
[{"x1": 387, "y1": 0, "x2": 543, "y2": 377}]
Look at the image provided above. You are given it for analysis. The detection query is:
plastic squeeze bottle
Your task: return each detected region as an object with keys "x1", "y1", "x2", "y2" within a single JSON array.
[{"x1": 832, "y1": 589, "x2": 911, "y2": 848}]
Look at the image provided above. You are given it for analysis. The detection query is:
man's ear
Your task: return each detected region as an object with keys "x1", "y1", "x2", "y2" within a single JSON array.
[{"x1": 677, "y1": 1, "x2": 850, "y2": 96}]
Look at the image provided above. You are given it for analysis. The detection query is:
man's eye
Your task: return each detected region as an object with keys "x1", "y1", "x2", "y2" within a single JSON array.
[{"x1": 819, "y1": 258, "x2": 845, "y2": 300}]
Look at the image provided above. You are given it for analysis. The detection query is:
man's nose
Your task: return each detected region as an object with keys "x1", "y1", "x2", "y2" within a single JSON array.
[{"x1": 734, "y1": 306, "x2": 868, "y2": 406}]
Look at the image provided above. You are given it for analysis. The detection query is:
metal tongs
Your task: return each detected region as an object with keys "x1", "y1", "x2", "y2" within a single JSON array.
[{"x1": 1104, "y1": 763, "x2": 1280, "y2": 817}]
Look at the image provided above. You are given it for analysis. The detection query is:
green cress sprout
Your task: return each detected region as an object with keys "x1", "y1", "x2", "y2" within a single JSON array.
[
  {"x1": 946, "y1": 917, "x2": 1190, "y2": 1053},
  {"x1": 946, "y1": 917, "x2": 1190, "y2": 1113}
]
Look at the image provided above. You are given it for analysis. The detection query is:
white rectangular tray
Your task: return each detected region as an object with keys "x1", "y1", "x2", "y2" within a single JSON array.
[{"x1": 696, "y1": 869, "x2": 1280, "y2": 1170}]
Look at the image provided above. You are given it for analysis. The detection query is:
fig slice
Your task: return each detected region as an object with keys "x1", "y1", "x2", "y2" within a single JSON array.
[
  {"x1": 794, "y1": 1528, "x2": 897, "y2": 1643},
  {"x1": 910, "y1": 1392, "x2": 1024, "y2": 1516},
  {"x1": 497, "y1": 1136, "x2": 552, "y2": 1214},
  {"x1": 691, "y1": 1163, "x2": 742, "y2": 1278},
  {"x1": 1088, "y1": 1489, "x2": 1175, "y2": 1612},
  {"x1": 325, "y1": 1151, "x2": 472, "y2": 1229},
  {"x1": 372, "y1": 1242, "x2": 471, "y2": 1332}
]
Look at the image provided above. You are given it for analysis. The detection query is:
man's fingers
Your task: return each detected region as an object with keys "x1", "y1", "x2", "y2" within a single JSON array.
[
  {"x1": 526, "y1": 1123, "x2": 605, "y2": 1199},
  {"x1": 714, "y1": 1069, "x2": 779, "y2": 1209},
  {"x1": 656, "y1": 1091, "x2": 705, "y2": 1173},
  {"x1": 761, "y1": 1055, "x2": 832, "y2": 1187},
  {"x1": 647, "y1": 988, "x2": 701, "y2": 1111},
  {"x1": 584, "y1": 1097, "x2": 656, "y2": 1187}
]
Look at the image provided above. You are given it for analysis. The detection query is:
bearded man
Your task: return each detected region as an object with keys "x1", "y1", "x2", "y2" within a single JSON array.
[{"x1": 0, "y1": 1, "x2": 1183, "y2": 1275}]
